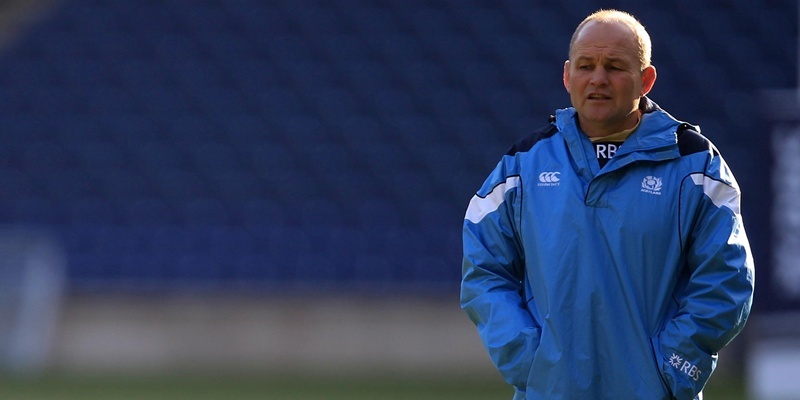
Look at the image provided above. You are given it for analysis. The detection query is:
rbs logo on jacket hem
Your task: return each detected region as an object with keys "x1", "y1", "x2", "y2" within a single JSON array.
[
  {"x1": 669, "y1": 353, "x2": 702, "y2": 382},
  {"x1": 538, "y1": 171, "x2": 561, "y2": 186}
]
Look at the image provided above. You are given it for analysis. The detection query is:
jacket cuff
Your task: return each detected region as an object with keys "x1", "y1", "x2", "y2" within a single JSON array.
[
  {"x1": 491, "y1": 326, "x2": 540, "y2": 391},
  {"x1": 652, "y1": 336, "x2": 718, "y2": 400}
]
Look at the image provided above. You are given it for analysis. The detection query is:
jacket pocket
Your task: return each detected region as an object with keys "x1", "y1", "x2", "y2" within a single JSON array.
[{"x1": 649, "y1": 336, "x2": 672, "y2": 398}]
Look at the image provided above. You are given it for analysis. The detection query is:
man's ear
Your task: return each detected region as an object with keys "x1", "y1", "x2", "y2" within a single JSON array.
[
  {"x1": 641, "y1": 65, "x2": 657, "y2": 96},
  {"x1": 563, "y1": 60, "x2": 571, "y2": 92}
]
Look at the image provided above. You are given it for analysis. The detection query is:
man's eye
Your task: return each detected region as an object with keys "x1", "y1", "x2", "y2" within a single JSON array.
[{"x1": 578, "y1": 65, "x2": 592, "y2": 70}]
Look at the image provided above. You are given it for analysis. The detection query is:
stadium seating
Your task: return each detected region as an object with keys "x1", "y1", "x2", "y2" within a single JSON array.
[{"x1": 0, "y1": 0, "x2": 794, "y2": 293}]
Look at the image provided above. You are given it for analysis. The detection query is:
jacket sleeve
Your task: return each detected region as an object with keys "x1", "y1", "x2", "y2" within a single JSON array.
[
  {"x1": 655, "y1": 156, "x2": 755, "y2": 400},
  {"x1": 460, "y1": 167, "x2": 540, "y2": 392}
]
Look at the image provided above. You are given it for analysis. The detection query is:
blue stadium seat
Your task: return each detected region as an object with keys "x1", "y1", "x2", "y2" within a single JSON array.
[{"x1": 0, "y1": 0, "x2": 790, "y2": 293}]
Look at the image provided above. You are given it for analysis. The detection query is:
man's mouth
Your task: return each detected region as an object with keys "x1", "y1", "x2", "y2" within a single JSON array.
[{"x1": 587, "y1": 94, "x2": 611, "y2": 100}]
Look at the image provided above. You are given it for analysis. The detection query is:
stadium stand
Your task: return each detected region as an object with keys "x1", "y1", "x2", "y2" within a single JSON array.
[{"x1": 0, "y1": 0, "x2": 794, "y2": 294}]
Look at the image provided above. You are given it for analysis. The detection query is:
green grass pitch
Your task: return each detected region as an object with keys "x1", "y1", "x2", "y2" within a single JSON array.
[{"x1": 0, "y1": 373, "x2": 746, "y2": 399}]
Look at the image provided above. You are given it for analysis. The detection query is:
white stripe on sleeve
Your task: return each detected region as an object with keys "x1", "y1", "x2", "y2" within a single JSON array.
[
  {"x1": 465, "y1": 176, "x2": 520, "y2": 224},
  {"x1": 690, "y1": 173, "x2": 740, "y2": 214}
]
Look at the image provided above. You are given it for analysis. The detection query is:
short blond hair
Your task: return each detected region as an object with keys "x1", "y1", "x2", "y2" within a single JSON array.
[{"x1": 569, "y1": 9, "x2": 652, "y2": 69}]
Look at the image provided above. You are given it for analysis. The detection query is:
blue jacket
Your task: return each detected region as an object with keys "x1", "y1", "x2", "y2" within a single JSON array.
[{"x1": 461, "y1": 98, "x2": 754, "y2": 400}]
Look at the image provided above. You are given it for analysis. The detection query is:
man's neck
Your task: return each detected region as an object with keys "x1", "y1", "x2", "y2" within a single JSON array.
[{"x1": 578, "y1": 111, "x2": 642, "y2": 138}]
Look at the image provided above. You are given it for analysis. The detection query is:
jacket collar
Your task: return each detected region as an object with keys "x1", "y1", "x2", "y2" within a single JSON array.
[
  {"x1": 554, "y1": 97, "x2": 684, "y2": 174},
  {"x1": 555, "y1": 96, "x2": 682, "y2": 151},
  {"x1": 639, "y1": 96, "x2": 660, "y2": 113}
]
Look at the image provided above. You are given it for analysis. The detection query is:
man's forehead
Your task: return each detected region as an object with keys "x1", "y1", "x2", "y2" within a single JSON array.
[
  {"x1": 572, "y1": 49, "x2": 634, "y2": 61},
  {"x1": 573, "y1": 51, "x2": 634, "y2": 64}
]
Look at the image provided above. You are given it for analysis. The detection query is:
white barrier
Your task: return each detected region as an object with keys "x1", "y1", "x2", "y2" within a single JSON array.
[{"x1": 0, "y1": 227, "x2": 66, "y2": 374}]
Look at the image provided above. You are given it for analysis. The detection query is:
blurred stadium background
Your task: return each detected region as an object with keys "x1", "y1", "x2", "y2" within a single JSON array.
[{"x1": 0, "y1": 0, "x2": 796, "y2": 398}]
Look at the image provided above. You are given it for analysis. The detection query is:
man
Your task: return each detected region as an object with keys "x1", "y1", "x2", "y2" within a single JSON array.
[{"x1": 460, "y1": 9, "x2": 754, "y2": 400}]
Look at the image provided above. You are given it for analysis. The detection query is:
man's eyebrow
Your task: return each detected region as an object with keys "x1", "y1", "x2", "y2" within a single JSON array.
[{"x1": 604, "y1": 56, "x2": 630, "y2": 64}]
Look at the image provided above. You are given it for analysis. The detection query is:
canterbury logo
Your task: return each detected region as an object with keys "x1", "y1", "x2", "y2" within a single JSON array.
[{"x1": 538, "y1": 171, "x2": 561, "y2": 186}]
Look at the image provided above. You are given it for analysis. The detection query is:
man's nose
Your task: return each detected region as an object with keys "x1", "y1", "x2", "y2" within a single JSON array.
[{"x1": 589, "y1": 67, "x2": 609, "y2": 85}]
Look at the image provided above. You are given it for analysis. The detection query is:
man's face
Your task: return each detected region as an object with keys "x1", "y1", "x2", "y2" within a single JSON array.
[{"x1": 563, "y1": 21, "x2": 656, "y2": 137}]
